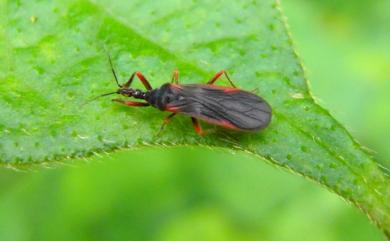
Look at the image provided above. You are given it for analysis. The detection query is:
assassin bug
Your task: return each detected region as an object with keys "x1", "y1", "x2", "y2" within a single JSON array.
[{"x1": 92, "y1": 55, "x2": 272, "y2": 135}]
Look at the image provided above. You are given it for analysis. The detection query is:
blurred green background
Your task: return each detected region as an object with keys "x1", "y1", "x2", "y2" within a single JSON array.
[{"x1": 0, "y1": 0, "x2": 389, "y2": 240}]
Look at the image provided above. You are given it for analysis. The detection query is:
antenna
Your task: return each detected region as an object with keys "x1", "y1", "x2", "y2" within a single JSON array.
[
  {"x1": 103, "y1": 46, "x2": 121, "y2": 87},
  {"x1": 82, "y1": 91, "x2": 118, "y2": 107}
]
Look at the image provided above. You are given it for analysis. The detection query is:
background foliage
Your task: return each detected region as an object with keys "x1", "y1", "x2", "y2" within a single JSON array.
[
  {"x1": 0, "y1": 0, "x2": 389, "y2": 240},
  {"x1": 0, "y1": 148, "x2": 386, "y2": 241}
]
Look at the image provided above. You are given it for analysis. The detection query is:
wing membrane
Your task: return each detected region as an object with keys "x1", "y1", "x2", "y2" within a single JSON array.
[{"x1": 170, "y1": 84, "x2": 272, "y2": 131}]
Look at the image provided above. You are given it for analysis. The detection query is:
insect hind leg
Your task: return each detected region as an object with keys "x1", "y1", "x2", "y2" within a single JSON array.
[{"x1": 207, "y1": 70, "x2": 236, "y2": 88}]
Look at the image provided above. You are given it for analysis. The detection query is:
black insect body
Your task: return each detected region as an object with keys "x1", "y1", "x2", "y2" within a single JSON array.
[{"x1": 95, "y1": 57, "x2": 272, "y2": 135}]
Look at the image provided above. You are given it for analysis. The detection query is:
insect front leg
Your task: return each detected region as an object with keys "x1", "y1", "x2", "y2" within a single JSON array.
[
  {"x1": 191, "y1": 118, "x2": 204, "y2": 136},
  {"x1": 207, "y1": 70, "x2": 236, "y2": 88},
  {"x1": 123, "y1": 71, "x2": 153, "y2": 90},
  {"x1": 112, "y1": 99, "x2": 150, "y2": 107},
  {"x1": 171, "y1": 70, "x2": 179, "y2": 84}
]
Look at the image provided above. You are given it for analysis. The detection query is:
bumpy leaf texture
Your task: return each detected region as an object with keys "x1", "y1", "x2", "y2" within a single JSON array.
[{"x1": 0, "y1": 0, "x2": 389, "y2": 237}]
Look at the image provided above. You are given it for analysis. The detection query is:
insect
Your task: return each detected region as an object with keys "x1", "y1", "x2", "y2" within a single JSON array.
[{"x1": 92, "y1": 56, "x2": 272, "y2": 135}]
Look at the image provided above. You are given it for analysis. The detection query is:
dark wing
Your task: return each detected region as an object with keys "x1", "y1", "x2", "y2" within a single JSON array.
[{"x1": 167, "y1": 84, "x2": 272, "y2": 131}]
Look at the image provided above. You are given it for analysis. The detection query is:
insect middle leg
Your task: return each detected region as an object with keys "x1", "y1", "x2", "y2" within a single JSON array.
[
  {"x1": 157, "y1": 113, "x2": 177, "y2": 135},
  {"x1": 191, "y1": 118, "x2": 204, "y2": 136},
  {"x1": 171, "y1": 70, "x2": 179, "y2": 84},
  {"x1": 207, "y1": 70, "x2": 236, "y2": 88},
  {"x1": 123, "y1": 71, "x2": 153, "y2": 90},
  {"x1": 112, "y1": 99, "x2": 150, "y2": 107}
]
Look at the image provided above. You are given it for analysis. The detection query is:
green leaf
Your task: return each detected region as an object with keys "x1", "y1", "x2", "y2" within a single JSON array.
[{"x1": 1, "y1": 0, "x2": 389, "y2": 238}]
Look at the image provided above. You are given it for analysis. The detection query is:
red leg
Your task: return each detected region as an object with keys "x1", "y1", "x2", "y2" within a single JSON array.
[
  {"x1": 191, "y1": 118, "x2": 204, "y2": 136},
  {"x1": 171, "y1": 70, "x2": 179, "y2": 84},
  {"x1": 207, "y1": 70, "x2": 236, "y2": 88},
  {"x1": 112, "y1": 99, "x2": 150, "y2": 107},
  {"x1": 157, "y1": 113, "x2": 177, "y2": 135},
  {"x1": 123, "y1": 71, "x2": 153, "y2": 90}
]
